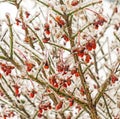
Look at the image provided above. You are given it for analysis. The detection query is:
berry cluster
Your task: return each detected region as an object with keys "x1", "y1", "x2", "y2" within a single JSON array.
[
  {"x1": 49, "y1": 75, "x2": 72, "y2": 89},
  {"x1": 55, "y1": 16, "x2": 65, "y2": 27},
  {"x1": 73, "y1": 38, "x2": 96, "y2": 63},
  {"x1": 0, "y1": 63, "x2": 14, "y2": 75},
  {"x1": 59, "y1": 77, "x2": 72, "y2": 88},
  {"x1": 57, "y1": 61, "x2": 69, "y2": 74},
  {"x1": 49, "y1": 75, "x2": 58, "y2": 88},
  {"x1": 70, "y1": 67, "x2": 80, "y2": 77},
  {"x1": 0, "y1": 111, "x2": 15, "y2": 119},
  {"x1": 38, "y1": 102, "x2": 52, "y2": 117},
  {"x1": 13, "y1": 84, "x2": 20, "y2": 97},
  {"x1": 25, "y1": 61, "x2": 35, "y2": 72},
  {"x1": 93, "y1": 15, "x2": 107, "y2": 29}
]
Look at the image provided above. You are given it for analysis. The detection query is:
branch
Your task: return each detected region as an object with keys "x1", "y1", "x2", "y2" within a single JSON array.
[
  {"x1": 68, "y1": 1, "x2": 102, "y2": 16},
  {"x1": 36, "y1": 0, "x2": 63, "y2": 16},
  {"x1": 93, "y1": 78, "x2": 110, "y2": 105},
  {"x1": 28, "y1": 74, "x2": 89, "y2": 109},
  {"x1": 47, "y1": 41, "x2": 71, "y2": 52},
  {"x1": 6, "y1": 14, "x2": 14, "y2": 59}
]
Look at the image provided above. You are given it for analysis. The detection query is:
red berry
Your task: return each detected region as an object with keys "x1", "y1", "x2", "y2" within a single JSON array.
[
  {"x1": 43, "y1": 38, "x2": 50, "y2": 43},
  {"x1": 54, "y1": 82, "x2": 59, "y2": 88},
  {"x1": 25, "y1": 61, "x2": 35, "y2": 72},
  {"x1": 6, "y1": 69, "x2": 11, "y2": 75},
  {"x1": 49, "y1": 76, "x2": 58, "y2": 88},
  {"x1": 66, "y1": 78, "x2": 71, "y2": 86},
  {"x1": 44, "y1": 23, "x2": 50, "y2": 35},
  {"x1": 3, "y1": 115, "x2": 7, "y2": 119},
  {"x1": 8, "y1": 111, "x2": 15, "y2": 117},
  {"x1": 63, "y1": 82, "x2": 67, "y2": 88},
  {"x1": 44, "y1": 23, "x2": 49, "y2": 30},
  {"x1": 93, "y1": 15, "x2": 107, "y2": 29},
  {"x1": 45, "y1": 30, "x2": 50, "y2": 35},
  {"x1": 77, "y1": 52, "x2": 84, "y2": 57},
  {"x1": 71, "y1": 68, "x2": 77, "y2": 75},
  {"x1": 85, "y1": 54, "x2": 91, "y2": 63},
  {"x1": 67, "y1": 115, "x2": 72, "y2": 119},
  {"x1": 55, "y1": 101, "x2": 63, "y2": 110},
  {"x1": 44, "y1": 61, "x2": 49, "y2": 69},
  {"x1": 111, "y1": 74, "x2": 118, "y2": 83},
  {"x1": 38, "y1": 113, "x2": 42, "y2": 118},
  {"x1": 57, "y1": 64, "x2": 64, "y2": 72},
  {"x1": 46, "y1": 88, "x2": 51, "y2": 92},
  {"x1": 15, "y1": 88, "x2": 19, "y2": 96},
  {"x1": 38, "y1": 108, "x2": 43, "y2": 114},
  {"x1": 67, "y1": 115, "x2": 71, "y2": 119},
  {"x1": 25, "y1": 11, "x2": 30, "y2": 18},
  {"x1": 48, "y1": 104, "x2": 52, "y2": 109},
  {"x1": 93, "y1": 84, "x2": 98, "y2": 89},
  {"x1": 13, "y1": 85, "x2": 20, "y2": 96},
  {"x1": 24, "y1": 36, "x2": 30, "y2": 42},
  {"x1": 69, "y1": 99, "x2": 74, "y2": 107},
  {"x1": 34, "y1": 27, "x2": 40, "y2": 31},
  {"x1": 0, "y1": 73, "x2": 2, "y2": 78},
  {"x1": 77, "y1": 47, "x2": 85, "y2": 57},
  {"x1": 80, "y1": 87, "x2": 85, "y2": 96},
  {"x1": 75, "y1": 72, "x2": 80, "y2": 77},
  {"x1": 55, "y1": 16, "x2": 65, "y2": 27},
  {"x1": 62, "y1": 34, "x2": 69, "y2": 42},
  {"x1": 15, "y1": 18, "x2": 21, "y2": 25},
  {"x1": 29, "y1": 92, "x2": 35, "y2": 98},
  {"x1": 86, "y1": 42, "x2": 92, "y2": 51},
  {"x1": 91, "y1": 39, "x2": 96, "y2": 49},
  {"x1": 71, "y1": 0, "x2": 79, "y2": 6}
]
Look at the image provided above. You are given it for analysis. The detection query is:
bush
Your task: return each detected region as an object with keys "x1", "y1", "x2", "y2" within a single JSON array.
[{"x1": 0, "y1": 0, "x2": 120, "y2": 119}]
